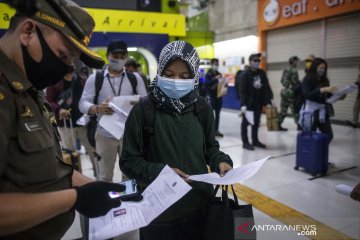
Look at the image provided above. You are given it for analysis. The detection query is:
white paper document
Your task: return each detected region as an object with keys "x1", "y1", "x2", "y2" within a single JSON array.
[
  {"x1": 188, "y1": 156, "x2": 270, "y2": 185},
  {"x1": 89, "y1": 166, "x2": 191, "y2": 240},
  {"x1": 76, "y1": 114, "x2": 90, "y2": 126},
  {"x1": 110, "y1": 95, "x2": 140, "y2": 116},
  {"x1": 245, "y1": 111, "x2": 254, "y2": 125},
  {"x1": 99, "y1": 113, "x2": 127, "y2": 140},
  {"x1": 99, "y1": 95, "x2": 140, "y2": 139},
  {"x1": 326, "y1": 84, "x2": 358, "y2": 104},
  {"x1": 335, "y1": 184, "x2": 354, "y2": 196}
]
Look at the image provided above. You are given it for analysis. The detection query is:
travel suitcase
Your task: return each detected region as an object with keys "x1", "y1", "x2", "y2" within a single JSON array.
[
  {"x1": 295, "y1": 110, "x2": 329, "y2": 176},
  {"x1": 62, "y1": 149, "x2": 82, "y2": 173},
  {"x1": 61, "y1": 119, "x2": 82, "y2": 172}
]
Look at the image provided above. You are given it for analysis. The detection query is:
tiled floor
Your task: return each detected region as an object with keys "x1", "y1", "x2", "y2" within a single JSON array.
[{"x1": 63, "y1": 109, "x2": 360, "y2": 240}]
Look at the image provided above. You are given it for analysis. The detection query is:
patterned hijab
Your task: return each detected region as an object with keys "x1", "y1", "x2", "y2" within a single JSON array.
[{"x1": 148, "y1": 41, "x2": 200, "y2": 114}]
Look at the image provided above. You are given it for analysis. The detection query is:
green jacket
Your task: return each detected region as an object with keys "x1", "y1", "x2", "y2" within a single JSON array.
[
  {"x1": 281, "y1": 66, "x2": 300, "y2": 97},
  {"x1": 120, "y1": 98, "x2": 233, "y2": 223}
]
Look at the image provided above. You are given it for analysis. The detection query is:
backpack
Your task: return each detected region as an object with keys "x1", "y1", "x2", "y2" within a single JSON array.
[
  {"x1": 139, "y1": 96, "x2": 209, "y2": 156},
  {"x1": 86, "y1": 71, "x2": 138, "y2": 147},
  {"x1": 234, "y1": 70, "x2": 242, "y2": 100}
]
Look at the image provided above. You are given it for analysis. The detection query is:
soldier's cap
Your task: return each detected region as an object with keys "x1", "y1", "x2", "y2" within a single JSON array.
[
  {"x1": 249, "y1": 53, "x2": 262, "y2": 61},
  {"x1": 289, "y1": 56, "x2": 299, "y2": 63},
  {"x1": 107, "y1": 40, "x2": 128, "y2": 54},
  {"x1": 31, "y1": 0, "x2": 104, "y2": 69}
]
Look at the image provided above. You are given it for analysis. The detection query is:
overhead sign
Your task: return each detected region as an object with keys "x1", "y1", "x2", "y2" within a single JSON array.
[
  {"x1": 0, "y1": 3, "x2": 186, "y2": 36},
  {"x1": 259, "y1": 0, "x2": 360, "y2": 31}
]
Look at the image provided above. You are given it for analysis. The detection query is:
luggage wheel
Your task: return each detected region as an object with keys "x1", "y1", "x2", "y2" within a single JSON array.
[{"x1": 294, "y1": 166, "x2": 299, "y2": 171}]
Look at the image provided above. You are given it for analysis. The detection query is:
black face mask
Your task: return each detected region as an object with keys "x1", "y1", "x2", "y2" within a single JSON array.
[{"x1": 21, "y1": 27, "x2": 72, "y2": 90}]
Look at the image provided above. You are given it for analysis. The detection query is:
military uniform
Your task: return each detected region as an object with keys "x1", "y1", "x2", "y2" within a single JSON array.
[
  {"x1": 0, "y1": 50, "x2": 74, "y2": 239},
  {"x1": 278, "y1": 66, "x2": 300, "y2": 124}
]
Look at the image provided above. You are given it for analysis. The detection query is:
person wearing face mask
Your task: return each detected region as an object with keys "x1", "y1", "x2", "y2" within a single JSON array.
[
  {"x1": 46, "y1": 64, "x2": 97, "y2": 176},
  {"x1": 277, "y1": 56, "x2": 300, "y2": 131},
  {"x1": 301, "y1": 58, "x2": 338, "y2": 143},
  {"x1": 79, "y1": 40, "x2": 147, "y2": 182},
  {"x1": 239, "y1": 53, "x2": 273, "y2": 150},
  {"x1": 205, "y1": 58, "x2": 225, "y2": 137},
  {"x1": 120, "y1": 41, "x2": 233, "y2": 240},
  {"x1": 0, "y1": 1, "x2": 129, "y2": 239}
]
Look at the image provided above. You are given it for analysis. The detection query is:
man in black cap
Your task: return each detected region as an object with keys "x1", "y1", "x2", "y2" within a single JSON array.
[
  {"x1": 125, "y1": 57, "x2": 150, "y2": 88},
  {"x1": 80, "y1": 40, "x2": 147, "y2": 182},
  {"x1": 239, "y1": 53, "x2": 273, "y2": 150},
  {"x1": 0, "y1": 1, "x2": 126, "y2": 238}
]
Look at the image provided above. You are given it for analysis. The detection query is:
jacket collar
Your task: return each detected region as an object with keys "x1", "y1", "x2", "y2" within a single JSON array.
[{"x1": 0, "y1": 49, "x2": 32, "y2": 92}]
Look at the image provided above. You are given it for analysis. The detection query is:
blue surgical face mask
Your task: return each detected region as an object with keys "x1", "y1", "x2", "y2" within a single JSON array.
[
  {"x1": 108, "y1": 57, "x2": 126, "y2": 71},
  {"x1": 251, "y1": 61, "x2": 260, "y2": 69},
  {"x1": 317, "y1": 69, "x2": 325, "y2": 78},
  {"x1": 157, "y1": 75, "x2": 194, "y2": 99},
  {"x1": 211, "y1": 64, "x2": 218, "y2": 71}
]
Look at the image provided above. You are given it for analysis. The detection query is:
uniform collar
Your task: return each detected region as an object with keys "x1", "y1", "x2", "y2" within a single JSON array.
[{"x1": 0, "y1": 49, "x2": 33, "y2": 92}]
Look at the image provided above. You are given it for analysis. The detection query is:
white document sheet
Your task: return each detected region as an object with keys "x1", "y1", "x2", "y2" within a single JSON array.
[
  {"x1": 89, "y1": 166, "x2": 191, "y2": 240},
  {"x1": 110, "y1": 95, "x2": 140, "y2": 116},
  {"x1": 188, "y1": 156, "x2": 270, "y2": 185},
  {"x1": 99, "y1": 95, "x2": 140, "y2": 139},
  {"x1": 326, "y1": 84, "x2": 358, "y2": 104},
  {"x1": 99, "y1": 113, "x2": 127, "y2": 140},
  {"x1": 245, "y1": 110, "x2": 254, "y2": 125}
]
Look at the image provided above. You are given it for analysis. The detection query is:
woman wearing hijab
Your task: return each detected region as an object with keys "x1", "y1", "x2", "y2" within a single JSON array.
[
  {"x1": 120, "y1": 41, "x2": 233, "y2": 240},
  {"x1": 301, "y1": 58, "x2": 338, "y2": 143}
]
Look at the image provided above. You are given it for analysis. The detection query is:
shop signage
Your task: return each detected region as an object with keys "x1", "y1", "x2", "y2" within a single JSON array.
[
  {"x1": 0, "y1": 3, "x2": 186, "y2": 36},
  {"x1": 259, "y1": 0, "x2": 360, "y2": 31}
]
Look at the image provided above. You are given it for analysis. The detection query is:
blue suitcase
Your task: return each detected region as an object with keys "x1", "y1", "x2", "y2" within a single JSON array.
[{"x1": 295, "y1": 131, "x2": 329, "y2": 176}]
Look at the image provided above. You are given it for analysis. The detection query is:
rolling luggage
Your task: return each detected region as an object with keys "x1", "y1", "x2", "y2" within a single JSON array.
[
  {"x1": 61, "y1": 119, "x2": 82, "y2": 172},
  {"x1": 295, "y1": 112, "x2": 329, "y2": 176},
  {"x1": 62, "y1": 149, "x2": 82, "y2": 173}
]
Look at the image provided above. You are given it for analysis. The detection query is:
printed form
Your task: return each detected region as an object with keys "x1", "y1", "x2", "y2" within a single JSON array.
[
  {"x1": 89, "y1": 166, "x2": 192, "y2": 240},
  {"x1": 99, "y1": 95, "x2": 140, "y2": 140},
  {"x1": 188, "y1": 156, "x2": 270, "y2": 185}
]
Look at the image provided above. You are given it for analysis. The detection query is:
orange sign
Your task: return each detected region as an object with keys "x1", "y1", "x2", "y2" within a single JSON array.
[{"x1": 258, "y1": 0, "x2": 360, "y2": 31}]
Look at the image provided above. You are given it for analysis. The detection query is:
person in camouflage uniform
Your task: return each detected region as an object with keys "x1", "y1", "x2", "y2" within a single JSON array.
[{"x1": 278, "y1": 56, "x2": 300, "y2": 131}]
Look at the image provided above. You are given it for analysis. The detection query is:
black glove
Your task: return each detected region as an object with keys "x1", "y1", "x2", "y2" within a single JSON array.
[{"x1": 74, "y1": 181, "x2": 126, "y2": 218}]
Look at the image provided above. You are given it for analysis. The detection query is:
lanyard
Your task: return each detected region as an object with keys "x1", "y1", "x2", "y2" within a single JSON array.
[{"x1": 107, "y1": 73, "x2": 124, "y2": 96}]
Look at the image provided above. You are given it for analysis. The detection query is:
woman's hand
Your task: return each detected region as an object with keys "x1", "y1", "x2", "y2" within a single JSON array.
[
  {"x1": 219, "y1": 162, "x2": 232, "y2": 177},
  {"x1": 321, "y1": 86, "x2": 338, "y2": 94},
  {"x1": 172, "y1": 168, "x2": 190, "y2": 182}
]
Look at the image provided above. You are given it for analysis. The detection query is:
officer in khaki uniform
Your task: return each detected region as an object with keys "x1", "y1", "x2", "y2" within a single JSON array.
[{"x1": 0, "y1": 0, "x2": 126, "y2": 238}]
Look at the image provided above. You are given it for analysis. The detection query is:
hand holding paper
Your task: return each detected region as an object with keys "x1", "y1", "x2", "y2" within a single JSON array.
[
  {"x1": 188, "y1": 156, "x2": 270, "y2": 185},
  {"x1": 89, "y1": 166, "x2": 191, "y2": 240},
  {"x1": 326, "y1": 84, "x2": 358, "y2": 104}
]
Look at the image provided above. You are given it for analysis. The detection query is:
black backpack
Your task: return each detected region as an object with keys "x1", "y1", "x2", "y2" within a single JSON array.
[
  {"x1": 234, "y1": 70, "x2": 242, "y2": 100},
  {"x1": 86, "y1": 71, "x2": 138, "y2": 147},
  {"x1": 139, "y1": 96, "x2": 209, "y2": 156}
]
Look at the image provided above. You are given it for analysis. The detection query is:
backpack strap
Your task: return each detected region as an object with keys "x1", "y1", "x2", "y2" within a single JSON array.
[
  {"x1": 94, "y1": 71, "x2": 104, "y2": 105},
  {"x1": 140, "y1": 95, "x2": 155, "y2": 157},
  {"x1": 194, "y1": 96, "x2": 209, "y2": 155},
  {"x1": 194, "y1": 96, "x2": 208, "y2": 130},
  {"x1": 126, "y1": 71, "x2": 138, "y2": 95}
]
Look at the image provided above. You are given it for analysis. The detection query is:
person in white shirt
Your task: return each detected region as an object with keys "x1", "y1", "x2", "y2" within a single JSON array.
[{"x1": 79, "y1": 40, "x2": 147, "y2": 182}]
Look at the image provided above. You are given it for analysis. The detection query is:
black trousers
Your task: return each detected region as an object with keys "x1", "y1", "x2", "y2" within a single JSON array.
[
  {"x1": 210, "y1": 97, "x2": 222, "y2": 131},
  {"x1": 241, "y1": 106, "x2": 262, "y2": 144},
  {"x1": 140, "y1": 212, "x2": 204, "y2": 240},
  {"x1": 312, "y1": 112, "x2": 333, "y2": 144}
]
